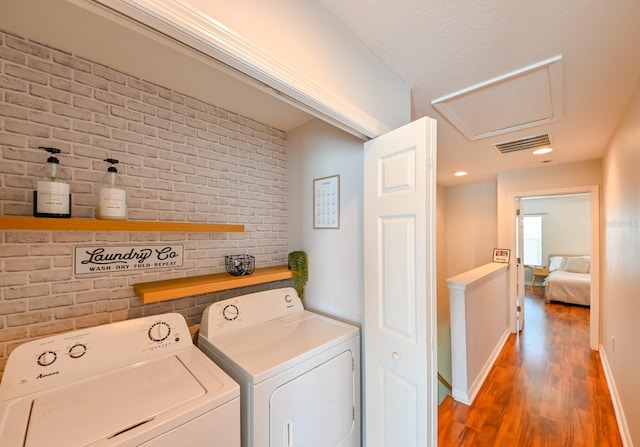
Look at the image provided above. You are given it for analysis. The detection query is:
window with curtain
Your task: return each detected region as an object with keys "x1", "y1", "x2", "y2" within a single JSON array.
[{"x1": 523, "y1": 215, "x2": 542, "y2": 266}]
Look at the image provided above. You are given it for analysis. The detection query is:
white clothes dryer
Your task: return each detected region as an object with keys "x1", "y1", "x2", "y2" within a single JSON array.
[
  {"x1": 0, "y1": 313, "x2": 240, "y2": 447},
  {"x1": 197, "y1": 287, "x2": 360, "y2": 447}
]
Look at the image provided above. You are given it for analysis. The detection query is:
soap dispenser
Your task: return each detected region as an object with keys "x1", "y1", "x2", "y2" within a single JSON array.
[
  {"x1": 96, "y1": 158, "x2": 127, "y2": 220},
  {"x1": 33, "y1": 146, "x2": 71, "y2": 218}
]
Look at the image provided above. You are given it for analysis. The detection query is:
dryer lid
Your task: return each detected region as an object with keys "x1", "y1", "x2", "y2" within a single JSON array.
[
  {"x1": 209, "y1": 311, "x2": 358, "y2": 383},
  {"x1": 24, "y1": 355, "x2": 205, "y2": 446}
]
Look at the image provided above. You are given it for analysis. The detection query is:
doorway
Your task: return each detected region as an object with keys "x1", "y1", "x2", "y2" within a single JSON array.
[{"x1": 510, "y1": 186, "x2": 600, "y2": 350}]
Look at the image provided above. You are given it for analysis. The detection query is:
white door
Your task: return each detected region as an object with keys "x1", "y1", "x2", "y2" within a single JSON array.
[
  {"x1": 363, "y1": 117, "x2": 437, "y2": 447},
  {"x1": 515, "y1": 198, "x2": 525, "y2": 331}
]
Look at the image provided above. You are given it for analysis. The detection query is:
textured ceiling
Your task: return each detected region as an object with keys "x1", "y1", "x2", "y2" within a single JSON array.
[{"x1": 316, "y1": 0, "x2": 640, "y2": 185}]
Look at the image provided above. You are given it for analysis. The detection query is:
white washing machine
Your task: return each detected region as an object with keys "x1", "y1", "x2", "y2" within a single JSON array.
[
  {"x1": 0, "y1": 313, "x2": 240, "y2": 446},
  {"x1": 197, "y1": 287, "x2": 360, "y2": 447}
]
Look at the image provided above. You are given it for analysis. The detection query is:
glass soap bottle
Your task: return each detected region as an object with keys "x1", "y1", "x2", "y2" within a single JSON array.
[
  {"x1": 33, "y1": 146, "x2": 71, "y2": 218},
  {"x1": 96, "y1": 158, "x2": 127, "y2": 220}
]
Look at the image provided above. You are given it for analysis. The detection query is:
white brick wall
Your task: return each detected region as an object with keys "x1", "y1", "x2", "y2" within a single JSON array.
[{"x1": 0, "y1": 31, "x2": 291, "y2": 375}]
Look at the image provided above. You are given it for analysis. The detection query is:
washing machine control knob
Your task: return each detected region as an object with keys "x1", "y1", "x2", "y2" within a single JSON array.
[
  {"x1": 37, "y1": 350, "x2": 57, "y2": 367},
  {"x1": 148, "y1": 321, "x2": 171, "y2": 342},
  {"x1": 223, "y1": 304, "x2": 239, "y2": 321},
  {"x1": 68, "y1": 343, "x2": 87, "y2": 359}
]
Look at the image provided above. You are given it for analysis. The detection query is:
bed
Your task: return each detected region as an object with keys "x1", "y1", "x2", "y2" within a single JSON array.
[{"x1": 543, "y1": 255, "x2": 591, "y2": 306}]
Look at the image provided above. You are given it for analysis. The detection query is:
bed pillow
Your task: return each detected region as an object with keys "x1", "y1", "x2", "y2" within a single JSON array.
[
  {"x1": 563, "y1": 256, "x2": 590, "y2": 274},
  {"x1": 549, "y1": 256, "x2": 566, "y2": 272}
]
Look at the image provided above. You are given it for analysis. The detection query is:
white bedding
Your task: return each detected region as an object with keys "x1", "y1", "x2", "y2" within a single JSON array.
[{"x1": 543, "y1": 270, "x2": 591, "y2": 306}]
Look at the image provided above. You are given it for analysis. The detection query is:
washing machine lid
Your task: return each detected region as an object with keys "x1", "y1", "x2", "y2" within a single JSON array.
[
  {"x1": 24, "y1": 355, "x2": 205, "y2": 446},
  {"x1": 208, "y1": 311, "x2": 358, "y2": 383}
]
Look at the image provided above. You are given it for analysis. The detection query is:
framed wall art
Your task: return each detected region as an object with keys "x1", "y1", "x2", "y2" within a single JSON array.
[{"x1": 492, "y1": 248, "x2": 511, "y2": 263}]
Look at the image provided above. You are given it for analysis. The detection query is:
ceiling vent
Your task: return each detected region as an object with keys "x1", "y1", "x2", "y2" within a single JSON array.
[{"x1": 492, "y1": 133, "x2": 552, "y2": 154}]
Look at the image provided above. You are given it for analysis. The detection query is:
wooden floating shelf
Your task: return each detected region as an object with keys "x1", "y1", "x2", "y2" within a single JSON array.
[
  {"x1": 134, "y1": 265, "x2": 293, "y2": 303},
  {"x1": 0, "y1": 216, "x2": 244, "y2": 233}
]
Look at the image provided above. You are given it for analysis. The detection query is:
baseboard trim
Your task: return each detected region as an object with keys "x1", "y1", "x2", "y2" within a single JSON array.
[
  {"x1": 453, "y1": 329, "x2": 510, "y2": 406},
  {"x1": 467, "y1": 329, "x2": 510, "y2": 404},
  {"x1": 599, "y1": 345, "x2": 633, "y2": 447}
]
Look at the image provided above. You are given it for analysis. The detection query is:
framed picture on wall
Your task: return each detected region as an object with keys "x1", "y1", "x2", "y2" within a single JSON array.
[
  {"x1": 492, "y1": 248, "x2": 511, "y2": 263},
  {"x1": 313, "y1": 175, "x2": 340, "y2": 229}
]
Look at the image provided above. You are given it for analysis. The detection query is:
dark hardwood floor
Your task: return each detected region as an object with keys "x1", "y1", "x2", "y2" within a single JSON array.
[{"x1": 438, "y1": 287, "x2": 622, "y2": 446}]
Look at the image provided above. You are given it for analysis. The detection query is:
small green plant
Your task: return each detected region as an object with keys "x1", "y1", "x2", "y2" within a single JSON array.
[{"x1": 288, "y1": 250, "x2": 308, "y2": 299}]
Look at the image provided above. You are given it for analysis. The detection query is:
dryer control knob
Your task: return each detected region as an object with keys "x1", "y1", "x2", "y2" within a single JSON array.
[
  {"x1": 148, "y1": 321, "x2": 171, "y2": 342},
  {"x1": 37, "y1": 350, "x2": 57, "y2": 367},
  {"x1": 223, "y1": 304, "x2": 239, "y2": 321},
  {"x1": 68, "y1": 343, "x2": 87, "y2": 359}
]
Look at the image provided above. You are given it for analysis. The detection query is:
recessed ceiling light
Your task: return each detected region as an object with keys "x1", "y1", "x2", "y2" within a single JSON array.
[
  {"x1": 454, "y1": 171, "x2": 468, "y2": 177},
  {"x1": 533, "y1": 147, "x2": 554, "y2": 155}
]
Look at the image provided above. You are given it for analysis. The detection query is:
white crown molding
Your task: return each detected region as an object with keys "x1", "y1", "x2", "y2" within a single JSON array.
[{"x1": 89, "y1": 0, "x2": 389, "y2": 139}]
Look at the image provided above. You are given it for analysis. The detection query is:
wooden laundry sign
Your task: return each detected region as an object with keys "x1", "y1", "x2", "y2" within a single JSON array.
[{"x1": 74, "y1": 244, "x2": 184, "y2": 275}]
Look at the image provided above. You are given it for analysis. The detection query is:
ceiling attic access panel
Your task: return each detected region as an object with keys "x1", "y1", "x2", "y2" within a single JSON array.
[{"x1": 431, "y1": 55, "x2": 564, "y2": 141}]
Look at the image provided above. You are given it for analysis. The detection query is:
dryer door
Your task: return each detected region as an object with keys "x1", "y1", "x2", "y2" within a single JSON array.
[{"x1": 270, "y1": 350, "x2": 355, "y2": 447}]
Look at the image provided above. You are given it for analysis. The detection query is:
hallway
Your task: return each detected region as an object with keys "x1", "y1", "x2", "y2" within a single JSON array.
[{"x1": 438, "y1": 287, "x2": 622, "y2": 446}]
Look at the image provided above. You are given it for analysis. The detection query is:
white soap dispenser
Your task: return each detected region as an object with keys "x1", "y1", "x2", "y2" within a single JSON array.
[
  {"x1": 96, "y1": 158, "x2": 127, "y2": 220},
  {"x1": 33, "y1": 146, "x2": 71, "y2": 218}
]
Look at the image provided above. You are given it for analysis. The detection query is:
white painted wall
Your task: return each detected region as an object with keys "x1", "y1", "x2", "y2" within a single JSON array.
[
  {"x1": 496, "y1": 160, "x2": 602, "y2": 249},
  {"x1": 287, "y1": 118, "x2": 364, "y2": 325},
  {"x1": 445, "y1": 182, "x2": 498, "y2": 277},
  {"x1": 447, "y1": 263, "x2": 510, "y2": 405},
  {"x1": 436, "y1": 185, "x2": 451, "y2": 400},
  {"x1": 601, "y1": 78, "x2": 640, "y2": 446},
  {"x1": 523, "y1": 194, "x2": 591, "y2": 260}
]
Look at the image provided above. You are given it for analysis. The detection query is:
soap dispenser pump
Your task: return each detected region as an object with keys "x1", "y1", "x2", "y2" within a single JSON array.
[
  {"x1": 33, "y1": 146, "x2": 71, "y2": 218},
  {"x1": 96, "y1": 158, "x2": 127, "y2": 220}
]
